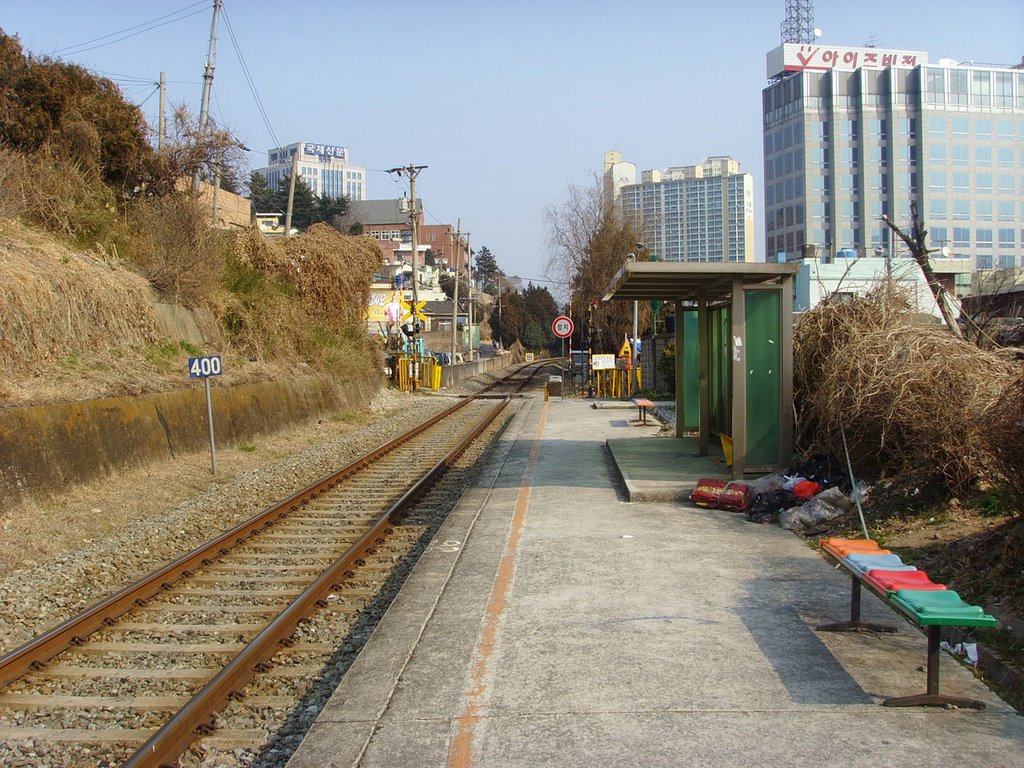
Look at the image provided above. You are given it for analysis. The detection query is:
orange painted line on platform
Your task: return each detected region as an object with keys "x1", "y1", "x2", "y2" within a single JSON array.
[{"x1": 447, "y1": 400, "x2": 549, "y2": 768}]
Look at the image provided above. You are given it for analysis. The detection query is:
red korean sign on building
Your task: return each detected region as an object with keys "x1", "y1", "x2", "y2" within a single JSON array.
[{"x1": 766, "y1": 43, "x2": 928, "y2": 79}]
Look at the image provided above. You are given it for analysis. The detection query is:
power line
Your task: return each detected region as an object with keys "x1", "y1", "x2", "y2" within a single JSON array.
[
  {"x1": 136, "y1": 84, "x2": 161, "y2": 109},
  {"x1": 221, "y1": 4, "x2": 280, "y2": 152},
  {"x1": 52, "y1": 2, "x2": 209, "y2": 57},
  {"x1": 96, "y1": 69, "x2": 200, "y2": 86}
]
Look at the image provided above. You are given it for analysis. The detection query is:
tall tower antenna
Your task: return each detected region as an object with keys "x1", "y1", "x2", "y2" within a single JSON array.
[{"x1": 780, "y1": 0, "x2": 815, "y2": 44}]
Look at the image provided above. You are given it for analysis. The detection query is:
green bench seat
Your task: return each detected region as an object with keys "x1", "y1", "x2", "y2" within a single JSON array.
[{"x1": 890, "y1": 589, "x2": 998, "y2": 628}]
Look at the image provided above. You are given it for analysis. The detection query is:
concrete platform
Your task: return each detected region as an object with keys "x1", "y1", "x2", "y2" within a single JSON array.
[{"x1": 286, "y1": 394, "x2": 1024, "y2": 768}]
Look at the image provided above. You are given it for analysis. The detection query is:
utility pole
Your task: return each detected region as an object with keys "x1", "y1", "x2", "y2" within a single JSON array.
[
  {"x1": 466, "y1": 232, "x2": 473, "y2": 360},
  {"x1": 387, "y1": 165, "x2": 428, "y2": 390},
  {"x1": 193, "y1": 0, "x2": 221, "y2": 192},
  {"x1": 157, "y1": 71, "x2": 166, "y2": 153},
  {"x1": 385, "y1": 166, "x2": 430, "y2": 319},
  {"x1": 284, "y1": 149, "x2": 299, "y2": 239},
  {"x1": 587, "y1": 299, "x2": 596, "y2": 398},
  {"x1": 496, "y1": 276, "x2": 503, "y2": 350},
  {"x1": 451, "y1": 219, "x2": 461, "y2": 363}
]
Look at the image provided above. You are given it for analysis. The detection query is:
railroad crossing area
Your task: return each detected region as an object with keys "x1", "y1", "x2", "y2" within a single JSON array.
[{"x1": 287, "y1": 393, "x2": 1024, "y2": 767}]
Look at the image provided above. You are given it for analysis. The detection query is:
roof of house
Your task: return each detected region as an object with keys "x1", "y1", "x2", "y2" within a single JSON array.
[{"x1": 345, "y1": 199, "x2": 420, "y2": 226}]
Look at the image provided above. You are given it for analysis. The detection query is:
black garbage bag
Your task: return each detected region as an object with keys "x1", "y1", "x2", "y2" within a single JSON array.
[{"x1": 745, "y1": 488, "x2": 796, "y2": 524}]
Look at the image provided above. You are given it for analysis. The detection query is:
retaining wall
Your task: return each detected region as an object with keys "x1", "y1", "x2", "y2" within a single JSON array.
[{"x1": 0, "y1": 373, "x2": 381, "y2": 504}]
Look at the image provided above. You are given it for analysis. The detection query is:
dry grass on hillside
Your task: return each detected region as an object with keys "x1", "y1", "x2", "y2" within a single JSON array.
[
  {"x1": 237, "y1": 224, "x2": 381, "y2": 328},
  {"x1": 0, "y1": 146, "x2": 118, "y2": 244},
  {"x1": 0, "y1": 219, "x2": 384, "y2": 407},
  {"x1": 0, "y1": 218, "x2": 158, "y2": 373}
]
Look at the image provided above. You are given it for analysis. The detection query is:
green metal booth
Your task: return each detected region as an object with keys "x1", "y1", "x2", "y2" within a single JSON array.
[{"x1": 603, "y1": 261, "x2": 799, "y2": 479}]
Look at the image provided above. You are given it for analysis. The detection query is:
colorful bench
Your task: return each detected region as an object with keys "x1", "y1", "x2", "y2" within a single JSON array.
[
  {"x1": 817, "y1": 537, "x2": 997, "y2": 709},
  {"x1": 631, "y1": 398, "x2": 653, "y2": 425}
]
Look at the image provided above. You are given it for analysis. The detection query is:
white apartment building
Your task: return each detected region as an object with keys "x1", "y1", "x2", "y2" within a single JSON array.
[
  {"x1": 603, "y1": 150, "x2": 637, "y2": 213},
  {"x1": 618, "y1": 155, "x2": 755, "y2": 262}
]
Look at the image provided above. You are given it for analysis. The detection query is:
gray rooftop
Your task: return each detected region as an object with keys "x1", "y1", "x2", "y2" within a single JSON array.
[{"x1": 345, "y1": 199, "x2": 421, "y2": 226}]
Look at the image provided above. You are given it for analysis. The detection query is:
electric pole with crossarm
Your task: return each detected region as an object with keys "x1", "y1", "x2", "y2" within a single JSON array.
[{"x1": 387, "y1": 164, "x2": 428, "y2": 388}]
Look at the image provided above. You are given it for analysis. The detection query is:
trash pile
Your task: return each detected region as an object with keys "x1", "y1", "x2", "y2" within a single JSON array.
[
  {"x1": 690, "y1": 280, "x2": 1024, "y2": 524},
  {"x1": 748, "y1": 454, "x2": 866, "y2": 530},
  {"x1": 688, "y1": 454, "x2": 863, "y2": 530}
]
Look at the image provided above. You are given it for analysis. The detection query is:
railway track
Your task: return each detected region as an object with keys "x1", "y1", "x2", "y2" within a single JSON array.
[{"x1": 0, "y1": 362, "x2": 550, "y2": 767}]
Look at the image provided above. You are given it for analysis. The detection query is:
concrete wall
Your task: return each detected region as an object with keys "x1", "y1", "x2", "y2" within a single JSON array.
[
  {"x1": 0, "y1": 373, "x2": 381, "y2": 504},
  {"x1": 439, "y1": 353, "x2": 520, "y2": 389}
]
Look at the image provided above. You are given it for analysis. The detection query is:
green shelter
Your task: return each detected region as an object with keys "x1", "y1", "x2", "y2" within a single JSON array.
[{"x1": 603, "y1": 261, "x2": 799, "y2": 479}]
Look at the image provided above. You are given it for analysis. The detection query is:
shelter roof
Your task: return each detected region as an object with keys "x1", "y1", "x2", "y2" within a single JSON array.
[{"x1": 603, "y1": 261, "x2": 799, "y2": 303}]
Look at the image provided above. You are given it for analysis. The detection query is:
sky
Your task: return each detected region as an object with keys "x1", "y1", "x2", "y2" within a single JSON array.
[{"x1": 3, "y1": 0, "x2": 1022, "y2": 289}]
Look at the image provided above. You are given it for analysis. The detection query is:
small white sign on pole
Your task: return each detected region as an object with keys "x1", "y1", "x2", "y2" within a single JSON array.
[{"x1": 188, "y1": 356, "x2": 223, "y2": 475}]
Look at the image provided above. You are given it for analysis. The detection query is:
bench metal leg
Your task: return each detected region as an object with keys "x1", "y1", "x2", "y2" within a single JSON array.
[
  {"x1": 883, "y1": 626, "x2": 986, "y2": 709},
  {"x1": 816, "y1": 577, "x2": 897, "y2": 633}
]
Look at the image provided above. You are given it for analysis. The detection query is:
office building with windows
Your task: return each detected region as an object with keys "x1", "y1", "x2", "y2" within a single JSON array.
[
  {"x1": 255, "y1": 141, "x2": 367, "y2": 201},
  {"x1": 618, "y1": 156, "x2": 755, "y2": 262},
  {"x1": 763, "y1": 43, "x2": 1024, "y2": 286}
]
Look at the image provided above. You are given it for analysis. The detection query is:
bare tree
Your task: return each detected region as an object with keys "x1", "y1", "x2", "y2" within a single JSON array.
[
  {"x1": 544, "y1": 174, "x2": 647, "y2": 352},
  {"x1": 142, "y1": 105, "x2": 247, "y2": 198},
  {"x1": 544, "y1": 175, "x2": 606, "y2": 284},
  {"x1": 882, "y1": 202, "x2": 963, "y2": 338}
]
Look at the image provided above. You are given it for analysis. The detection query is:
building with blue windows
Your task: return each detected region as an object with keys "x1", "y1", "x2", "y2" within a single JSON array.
[
  {"x1": 255, "y1": 141, "x2": 367, "y2": 202},
  {"x1": 763, "y1": 43, "x2": 1024, "y2": 290},
  {"x1": 618, "y1": 156, "x2": 755, "y2": 263}
]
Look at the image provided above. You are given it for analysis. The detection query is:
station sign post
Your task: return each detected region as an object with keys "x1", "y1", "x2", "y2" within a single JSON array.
[{"x1": 188, "y1": 356, "x2": 223, "y2": 475}]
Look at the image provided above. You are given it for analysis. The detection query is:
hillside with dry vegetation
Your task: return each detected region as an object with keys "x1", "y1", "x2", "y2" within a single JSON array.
[{"x1": 0, "y1": 30, "x2": 383, "y2": 407}]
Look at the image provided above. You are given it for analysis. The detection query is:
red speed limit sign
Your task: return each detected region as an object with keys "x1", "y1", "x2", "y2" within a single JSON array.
[{"x1": 551, "y1": 315, "x2": 574, "y2": 338}]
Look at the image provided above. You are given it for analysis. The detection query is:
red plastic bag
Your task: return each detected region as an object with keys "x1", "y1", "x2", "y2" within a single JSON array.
[{"x1": 791, "y1": 480, "x2": 822, "y2": 500}]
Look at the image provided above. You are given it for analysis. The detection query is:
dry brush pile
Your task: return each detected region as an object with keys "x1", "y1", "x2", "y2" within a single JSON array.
[
  {"x1": 794, "y1": 280, "x2": 1023, "y2": 506},
  {"x1": 231, "y1": 225, "x2": 383, "y2": 377}
]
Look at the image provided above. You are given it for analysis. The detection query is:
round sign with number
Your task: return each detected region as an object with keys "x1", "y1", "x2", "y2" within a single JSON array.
[{"x1": 551, "y1": 315, "x2": 574, "y2": 339}]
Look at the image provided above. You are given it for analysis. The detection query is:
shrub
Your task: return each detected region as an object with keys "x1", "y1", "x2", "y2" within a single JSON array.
[
  {"x1": 122, "y1": 195, "x2": 223, "y2": 307},
  {"x1": 0, "y1": 144, "x2": 119, "y2": 244}
]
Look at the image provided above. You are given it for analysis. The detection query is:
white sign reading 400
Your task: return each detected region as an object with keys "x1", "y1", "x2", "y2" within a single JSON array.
[{"x1": 188, "y1": 356, "x2": 223, "y2": 378}]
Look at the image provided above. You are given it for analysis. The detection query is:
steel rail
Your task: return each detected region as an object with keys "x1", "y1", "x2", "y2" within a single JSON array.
[
  {"x1": 0, "y1": 371, "x2": 525, "y2": 688},
  {"x1": 122, "y1": 395, "x2": 513, "y2": 768}
]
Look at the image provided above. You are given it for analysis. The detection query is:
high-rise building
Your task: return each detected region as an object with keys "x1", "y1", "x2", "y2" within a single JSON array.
[
  {"x1": 255, "y1": 141, "x2": 367, "y2": 201},
  {"x1": 618, "y1": 156, "x2": 755, "y2": 262},
  {"x1": 763, "y1": 43, "x2": 1024, "y2": 285},
  {"x1": 603, "y1": 150, "x2": 637, "y2": 213}
]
